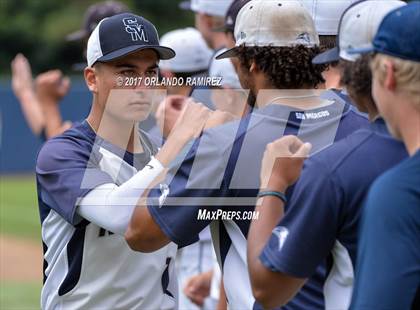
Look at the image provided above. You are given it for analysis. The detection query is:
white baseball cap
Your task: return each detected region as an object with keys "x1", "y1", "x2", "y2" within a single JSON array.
[
  {"x1": 179, "y1": 0, "x2": 234, "y2": 17},
  {"x1": 209, "y1": 48, "x2": 242, "y2": 89},
  {"x1": 216, "y1": 0, "x2": 319, "y2": 60},
  {"x1": 159, "y1": 28, "x2": 213, "y2": 73},
  {"x1": 298, "y1": 0, "x2": 357, "y2": 35},
  {"x1": 313, "y1": 0, "x2": 405, "y2": 64}
]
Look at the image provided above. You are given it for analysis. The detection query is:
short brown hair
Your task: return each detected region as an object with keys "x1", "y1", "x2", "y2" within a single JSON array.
[
  {"x1": 340, "y1": 55, "x2": 376, "y2": 114},
  {"x1": 341, "y1": 55, "x2": 373, "y2": 98},
  {"x1": 319, "y1": 35, "x2": 337, "y2": 50},
  {"x1": 236, "y1": 45, "x2": 326, "y2": 89}
]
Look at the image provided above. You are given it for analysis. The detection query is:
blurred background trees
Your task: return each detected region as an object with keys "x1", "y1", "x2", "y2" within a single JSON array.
[{"x1": 0, "y1": 0, "x2": 193, "y2": 75}]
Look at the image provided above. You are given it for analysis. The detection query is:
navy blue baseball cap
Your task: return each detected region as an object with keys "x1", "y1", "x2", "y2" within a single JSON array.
[
  {"x1": 214, "y1": 0, "x2": 252, "y2": 33},
  {"x1": 348, "y1": 2, "x2": 420, "y2": 62},
  {"x1": 86, "y1": 13, "x2": 175, "y2": 67}
]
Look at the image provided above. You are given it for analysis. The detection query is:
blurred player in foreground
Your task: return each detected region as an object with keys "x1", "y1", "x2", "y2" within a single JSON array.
[
  {"x1": 350, "y1": 3, "x2": 420, "y2": 309},
  {"x1": 247, "y1": 1, "x2": 407, "y2": 309},
  {"x1": 36, "y1": 13, "x2": 212, "y2": 309},
  {"x1": 124, "y1": 1, "x2": 369, "y2": 308}
]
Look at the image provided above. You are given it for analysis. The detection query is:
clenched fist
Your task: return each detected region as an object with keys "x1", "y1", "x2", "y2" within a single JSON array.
[{"x1": 260, "y1": 135, "x2": 312, "y2": 191}]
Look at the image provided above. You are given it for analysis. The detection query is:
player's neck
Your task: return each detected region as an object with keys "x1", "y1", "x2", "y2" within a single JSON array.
[
  {"x1": 86, "y1": 108, "x2": 143, "y2": 154},
  {"x1": 256, "y1": 89, "x2": 332, "y2": 110},
  {"x1": 398, "y1": 112, "x2": 420, "y2": 156}
]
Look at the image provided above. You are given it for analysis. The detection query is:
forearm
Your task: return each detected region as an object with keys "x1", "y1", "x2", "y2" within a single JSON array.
[
  {"x1": 248, "y1": 180, "x2": 305, "y2": 308},
  {"x1": 77, "y1": 157, "x2": 165, "y2": 235},
  {"x1": 39, "y1": 98, "x2": 64, "y2": 138},
  {"x1": 17, "y1": 90, "x2": 45, "y2": 135},
  {"x1": 155, "y1": 130, "x2": 190, "y2": 166},
  {"x1": 216, "y1": 279, "x2": 227, "y2": 310},
  {"x1": 247, "y1": 195, "x2": 287, "y2": 308}
]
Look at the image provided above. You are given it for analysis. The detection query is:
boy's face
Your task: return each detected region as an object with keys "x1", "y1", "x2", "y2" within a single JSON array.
[
  {"x1": 95, "y1": 49, "x2": 159, "y2": 122},
  {"x1": 195, "y1": 13, "x2": 213, "y2": 48}
]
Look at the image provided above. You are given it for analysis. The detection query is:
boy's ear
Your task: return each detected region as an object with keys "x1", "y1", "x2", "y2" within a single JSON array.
[
  {"x1": 383, "y1": 59, "x2": 396, "y2": 91},
  {"x1": 84, "y1": 66, "x2": 98, "y2": 93},
  {"x1": 249, "y1": 60, "x2": 259, "y2": 73}
]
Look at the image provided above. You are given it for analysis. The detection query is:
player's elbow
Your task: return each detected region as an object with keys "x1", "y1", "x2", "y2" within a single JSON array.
[
  {"x1": 251, "y1": 277, "x2": 292, "y2": 309},
  {"x1": 252, "y1": 286, "x2": 286, "y2": 309},
  {"x1": 125, "y1": 226, "x2": 160, "y2": 253}
]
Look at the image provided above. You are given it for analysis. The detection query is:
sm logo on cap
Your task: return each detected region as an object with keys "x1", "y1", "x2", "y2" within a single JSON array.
[{"x1": 123, "y1": 18, "x2": 149, "y2": 42}]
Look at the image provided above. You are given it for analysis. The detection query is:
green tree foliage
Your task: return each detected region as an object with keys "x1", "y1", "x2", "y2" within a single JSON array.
[{"x1": 0, "y1": 0, "x2": 193, "y2": 75}]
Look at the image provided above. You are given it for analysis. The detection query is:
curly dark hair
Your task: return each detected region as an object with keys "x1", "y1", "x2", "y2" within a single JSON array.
[
  {"x1": 319, "y1": 35, "x2": 337, "y2": 50},
  {"x1": 340, "y1": 54, "x2": 377, "y2": 114},
  {"x1": 236, "y1": 44, "x2": 326, "y2": 89},
  {"x1": 341, "y1": 55, "x2": 373, "y2": 99}
]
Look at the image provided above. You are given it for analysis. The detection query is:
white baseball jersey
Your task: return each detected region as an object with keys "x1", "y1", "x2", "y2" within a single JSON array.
[{"x1": 36, "y1": 121, "x2": 178, "y2": 309}]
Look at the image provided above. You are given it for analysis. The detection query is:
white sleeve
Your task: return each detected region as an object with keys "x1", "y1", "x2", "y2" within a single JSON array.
[
  {"x1": 210, "y1": 250, "x2": 222, "y2": 300},
  {"x1": 77, "y1": 157, "x2": 164, "y2": 236}
]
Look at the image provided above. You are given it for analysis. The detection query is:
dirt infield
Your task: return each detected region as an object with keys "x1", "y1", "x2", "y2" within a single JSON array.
[{"x1": 0, "y1": 235, "x2": 42, "y2": 281}]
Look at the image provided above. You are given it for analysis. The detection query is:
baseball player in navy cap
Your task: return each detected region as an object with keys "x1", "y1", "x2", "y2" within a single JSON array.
[
  {"x1": 35, "y1": 13, "x2": 211, "y2": 309},
  {"x1": 350, "y1": 3, "x2": 420, "y2": 309},
  {"x1": 247, "y1": 1, "x2": 409, "y2": 309}
]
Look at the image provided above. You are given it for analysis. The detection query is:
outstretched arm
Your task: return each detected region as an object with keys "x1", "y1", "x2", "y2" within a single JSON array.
[
  {"x1": 78, "y1": 101, "x2": 211, "y2": 250},
  {"x1": 11, "y1": 54, "x2": 45, "y2": 136},
  {"x1": 247, "y1": 136, "x2": 311, "y2": 309},
  {"x1": 126, "y1": 108, "x2": 235, "y2": 252}
]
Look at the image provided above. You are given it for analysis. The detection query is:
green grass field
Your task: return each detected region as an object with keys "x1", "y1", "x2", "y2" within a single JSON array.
[
  {"x1": 0, "y1": 175, "x2": 42, "y2": 310},
  {"x1": 0, "y1": 175, "x2": 41, "y2": 239}
]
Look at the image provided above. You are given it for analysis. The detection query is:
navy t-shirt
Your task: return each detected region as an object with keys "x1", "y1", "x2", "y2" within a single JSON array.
[
  {"x1": 260, "y1": 118, "x2": 408, "y2": 309},
  {"x1": 351, "y1": 149, "x2": 420, "y2": 310},
  {"x1": 147, "y1": 93, "x2": 369, "y2": 309}
]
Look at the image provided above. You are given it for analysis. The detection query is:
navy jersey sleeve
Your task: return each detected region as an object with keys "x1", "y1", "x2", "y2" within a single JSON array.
[
  {"x1": 351, "y1": 173, "x2": 420, "y2": 310},
  {"x1": 260, "y1": 157, "x2": 342, "y2": 278},
  {"x1": 148, "y1": 133, "x2": 233, "y2": 247},
  {"x1": 36, "y1": 137, "x2": 114, "y2": 225}
]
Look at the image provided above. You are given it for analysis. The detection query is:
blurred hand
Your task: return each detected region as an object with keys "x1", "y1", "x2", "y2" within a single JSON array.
[
  {"x1": 11, "y1": 54, "x2": 34, "y2": 99},
  {"x1": 204, "y1": 110, "x2": 236, "y2": 130},
  {"x1": 35, "y1": 70, "x2": 71, "y2": 104},
  {"x1": 156, "y1": 95, "x2": 188, "y2": 138},
  {"x1": 183, "y1": 270, "x2": 213, "y2": 307},
  {"x1": 260, "y1": 136, "x2": 312, "y2": 190}
]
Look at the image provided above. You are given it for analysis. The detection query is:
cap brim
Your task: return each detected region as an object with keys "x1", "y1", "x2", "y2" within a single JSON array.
[
  {"x1": 96, "y1": 45, "x2": 176, "y2": 64},
  {"x1": 66, "y1": 29, "x2": 88, "y2": 42},
  {"x1": 312, "y1": 47, "x2": 339, "y2": 65},
  {"x1": 215, "y1": 47, "x2": 239, "y2": 60},
  {"x1": 347, "y1": 46, "x2": 375, "y2": 55},
  {"x1": 179, "y1": 1, "x2": 192, "y2": 10}
]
